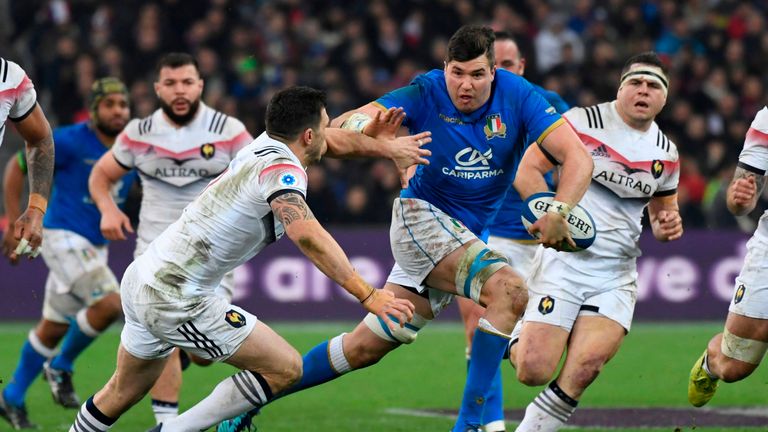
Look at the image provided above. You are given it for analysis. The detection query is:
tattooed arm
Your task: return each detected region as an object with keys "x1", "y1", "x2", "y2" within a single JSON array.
[
  {"x1": 7, "y1": 104, "x2": 53, "y2": 260},
  {"x1": 270, "y1": 192, "x2": 414, "y2": 329},
  {"x1": 726, "y1": 165, "x2": 766, "y2": 216}
]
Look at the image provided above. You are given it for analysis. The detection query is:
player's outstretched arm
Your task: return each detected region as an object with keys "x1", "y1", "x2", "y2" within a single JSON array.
[
  {"x1": 726, "y1": 166, "x2": 765, "y2": 216},
  {"x1": 271, "y1": 192, "x2": 415, "y2": 329},
  {"x1": 513, "y1": 145, "x2": 554, "y2": 200},
  {"x1": 89, "y1": 151, "x2": 133, "y2": 241},
  {"x1": 12, "y1": 103, "x2": 53, "y2": 260},
  {"x1": 2, "y1": 153, "x2": 26, "y2": 263},
  {"x1": 648, "y1": 193, "x2": 683, "y2": 242}
]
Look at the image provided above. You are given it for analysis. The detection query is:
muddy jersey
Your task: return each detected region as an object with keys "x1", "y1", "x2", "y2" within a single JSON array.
[
  {"x1": 112, "y1": 103, "x2": 252, "y2": 254},
  {"x1": 553, "y1": 101, "x2": 679, "y2": 284},
  {"x1": 738, "y1": 106, "x2": 768, "y2": 240},
  {"x1": 0, "y1": 58, "x2": 37, "y2": 146},
  {"x1": 133, "y1": 132, "x2": 308, "y2": 298}
]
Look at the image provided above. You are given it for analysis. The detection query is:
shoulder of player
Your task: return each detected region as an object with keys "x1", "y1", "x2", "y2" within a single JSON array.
[
  {"x1": 563, "y1": 103, "x2": 605, "y2": 129},
  {"x1": 0, "y1": 58, "x2": 28, "y2": 87},
  {"x1": 201, "y1": 105, "x2": 246, "y2": 138},
  {"x1": 749, "y1": 106, "x2": 768, "y2": 132},
  {"x1": 653, "y1": 127, "x2": 678, "y2": 160},
  {"x1": 122, "y1": 113, "x2": 156, "y2": 138}
]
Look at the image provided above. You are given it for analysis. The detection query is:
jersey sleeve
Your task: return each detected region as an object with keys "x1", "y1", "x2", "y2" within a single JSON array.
[
  {"x1": 258, "y1": 159, "x2": 308, "y2": 203},
  {"x1": 738, "y1": 107, "x2": 768, "y2": 175},
  {"x1": 545, "y1": 91, "x2": 570, "y2": 115},
  {"x1": 111, "y1": 126, "x2": 138, "y2": 169},
  {"x1": 373, "y1": 80, "x2": 425, "y2": 129},
  {"x1": 655, "y1": 143, "x2": 680, "y2": 196},
  {"x1": 518, "y1": 81, "x2": 565, "y2": 145},
  {"x1": 6, "y1": 61, "x2": 37, "y2": 121}
]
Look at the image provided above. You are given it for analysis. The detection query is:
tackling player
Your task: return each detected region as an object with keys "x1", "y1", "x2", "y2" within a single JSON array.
[
  {"x1": 509, "y1": 52, "x2": 683, "y2": 432},
  {"x1": 0, "y1": 78, "x2": 132, "y2": 429},
  {"x1": 0, "y1": 57, "x2": 54, "y2": 263},
  {"x1": 455, "y1": 31, "x2": 570, "y2": 432},
  {"x1": 66, "y1": 86, "x2": 431, "y2": 432},
  {"x1": 88, "y1": 53, "x2": 254, "y2": 424},
  {"x1": 687, "y1": 106, "x2": 768, "y2": 407}
]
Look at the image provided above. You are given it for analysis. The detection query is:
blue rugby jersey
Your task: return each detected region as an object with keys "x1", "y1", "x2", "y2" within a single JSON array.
[
  {"x1": 375, "y1": 68, "x2": 563, "y2": 236},
  {"x1": 488, "y1": 83, "x2": 570, "y2": 240},
  {"x1": 42, "y1": 122, "x2": 135, "y2": 246}
]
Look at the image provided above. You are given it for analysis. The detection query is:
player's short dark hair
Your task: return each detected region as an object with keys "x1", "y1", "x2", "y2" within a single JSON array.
[
  {"x1": 621, "y1": 52, "x2": 668, "y2": 76},
  {"x1": 446, "y1": 25, "x2": 495, "y2": 66},
  {"x1": 494, "y1": 31, "x2": 513, "y2": 42},
  {"x1": 266, "y1": 86, "x2": 327, "y2": 141},
  {"x1": 155, "y1": 52, "x2": 200, "y2": 77}
]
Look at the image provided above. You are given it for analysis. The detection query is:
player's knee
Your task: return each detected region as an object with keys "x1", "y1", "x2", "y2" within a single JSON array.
[
  {"x1": 282, "y1": 354, "x2": 303, "y2": 388},
  {"x1": 516, "y1": 356, "x2": 555, "y2": 387},
  {"x1": 569, "y1": 355, "x2": 607, "y2": 390},
  {"x1": 719, "y1": 328, "x2": 767, "y2": 381},
  {"x1": 485, "y1": 272, "x2": 528, "y2": 316}
]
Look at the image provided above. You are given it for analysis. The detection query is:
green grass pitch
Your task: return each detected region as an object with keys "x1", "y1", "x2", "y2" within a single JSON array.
[{"x1": 0, "y1": 321, "x2": 765, "y2": 431}]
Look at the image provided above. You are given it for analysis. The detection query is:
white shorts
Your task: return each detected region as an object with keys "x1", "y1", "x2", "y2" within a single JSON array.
[
  {"x1": 389, "y1": 198, "x2": 479, "y2": 286},
  {"x1": 729, "y1": 235, "x2": 768, "y2": 319},
  {"x1": 40, "y1": 229, "x2": 119, "y2": 323},
  {"x1": 386, "y1": 263, "x2": 454, "y2": 317},
  {"x1": 120, "y1": 262, "x2": 257, "y2": 361},
  {"x1": 487, "y1": 236, "x2": 541, "y2": 277},
  {"x1": 521, "y1": 247, "x2": 637, "y2": 333}
]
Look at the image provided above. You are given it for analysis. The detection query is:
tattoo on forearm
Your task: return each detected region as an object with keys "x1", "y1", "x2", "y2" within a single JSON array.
[
  {"x1": 25, "y1": 134, "x2": 54, "y2": 199},
  {"x1": 273, "y1": 193, "x2": 315, "y2": 226},
  {"x1": 733, "y1": 166, "x2": 767, "y2": 195}
]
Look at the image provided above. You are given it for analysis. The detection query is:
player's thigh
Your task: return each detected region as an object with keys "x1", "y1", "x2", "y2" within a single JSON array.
[
  {"x1": 515, "y1": 321, "x2": 569, "y2": 380},
  {"x1": 226, "y1": 320, "x2": 301, "y2": 376}
]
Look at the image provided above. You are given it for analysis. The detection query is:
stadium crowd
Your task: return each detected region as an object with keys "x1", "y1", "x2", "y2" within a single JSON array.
[{"x1": 0, "y1": 0, "x2": 766, "y2": 230}]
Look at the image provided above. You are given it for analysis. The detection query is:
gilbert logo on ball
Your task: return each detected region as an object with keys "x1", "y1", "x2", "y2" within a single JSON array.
[{"x1": 521, "y1": 191, "x2": 597, "y2": 252}]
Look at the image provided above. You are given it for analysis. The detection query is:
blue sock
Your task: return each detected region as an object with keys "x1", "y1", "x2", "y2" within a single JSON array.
[
  {"x1": 3, "y1": 340, "x2": 48, "y2": 407},
  {"x1": 49, "y1": 321, "x2": 96, "y2": 372},
  {"x1": 481, "y1": 365, "x2": 504, "y2": 427},
  {"x1": 284, "y1": 340, "x2": 338, "y2": 396},
  {"x1": 454, "y1": 328, "x2": 508, "y2": 432}
]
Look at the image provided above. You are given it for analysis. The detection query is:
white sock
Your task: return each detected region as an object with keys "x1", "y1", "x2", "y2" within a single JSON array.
[
  {"x1": 162, "y1": 370, "x2": 273, "y2": 431},
  {"x1": 151, "y1": 399, "x2": 179, "y2": 424},
  {"x1": 70, "y1": 397, "x2": 115, "y2": 431},
  {"x1": 702, "y1": 354, "x2": 718, "y2": 379},
  {"x1": 515, "y1": 382, "x2": 577, "y2": 432}
]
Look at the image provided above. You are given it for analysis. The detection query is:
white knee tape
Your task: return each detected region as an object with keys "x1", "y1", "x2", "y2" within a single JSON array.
[
  {"x1": 28, "y1": 330, "x2": 58, "y2": 358},
  {"x1": 76, "y1": 308, "x2": 100, "y2": 337},
  {"x1": 363, "y1": 312, "x2": 429, "y2": 344},
  {"x1": 455, "y1": 242, "x2": 509, "y2": 303},
  {"x1": 327, "y1": 333, "x2": 352, "y2": 374},
  {"x1": 721, "y1": 328, "x2": 768, "y2": 365}
]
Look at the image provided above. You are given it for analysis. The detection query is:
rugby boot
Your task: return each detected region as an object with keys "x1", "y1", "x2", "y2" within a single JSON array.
[
  {"x1": 42, "y1": 362, "x2": 81, "y2": 408},
  {"x1": 0, "y1": 392, "x2": 37, "y2": 429},
  {"x1": 146, "y1": 424, "x2": 163, "y2": 431},
  {"x1": 688, "y1": 350, "x2": 719, "y2": 407},
  {"x1": 217, "y1": 410, "x2": 257, "y2": 432}
]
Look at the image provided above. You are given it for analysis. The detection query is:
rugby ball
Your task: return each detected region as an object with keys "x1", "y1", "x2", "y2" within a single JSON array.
[{"x1": 520, "y1": 191, "x2": 596, "y2": 252}]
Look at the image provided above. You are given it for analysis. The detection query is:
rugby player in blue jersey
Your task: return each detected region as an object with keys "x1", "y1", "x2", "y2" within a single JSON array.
[
  {"x1": 455, "y1": 31, "x2": 571, "y2": 432},
  {"x1": 0, "y1": 78, "x2": 135, "y2": 429},
  {"x1": 218, "y1": 25, "x2": 592, "y2": 432}
]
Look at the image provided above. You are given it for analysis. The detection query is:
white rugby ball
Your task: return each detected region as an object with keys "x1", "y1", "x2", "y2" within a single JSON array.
[{"x1": 520, "y1": 191, "x2": 596, "y2": 252}]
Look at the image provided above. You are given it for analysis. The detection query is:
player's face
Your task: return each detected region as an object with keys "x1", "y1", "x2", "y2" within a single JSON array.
[
  {"x1": 444, "y1": 54, "x2": 495, "y2": 113},
  {"x1": 307, "y1": 109, "x2": 330, "y2": 164},
  {"x1": 154, "y1": 64, "x2": 204, "y2": 125},
  {"x1": 616, "y1": 64, "x2": 667, "y2": 128},
  {"x1": 494, "y1": 40, "x2": 525, "y2": 75},
  {"x1": 94, "y1": 93, "x2": 130, "y2": 137}
]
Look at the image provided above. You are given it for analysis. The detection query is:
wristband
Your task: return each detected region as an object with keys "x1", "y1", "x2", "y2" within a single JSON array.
[
  {"x1": 341, "y1": 273, "x2": 375, "y2": 303},
  {"x1": 340, "y1": 113, "x2": 372, "y2": 133},
  {"x1": 28, "y1": 193, "x2": 48, "y2": 215},
  {"x1": 547, "y1": 200, "x2": 571, "y2": 218}
]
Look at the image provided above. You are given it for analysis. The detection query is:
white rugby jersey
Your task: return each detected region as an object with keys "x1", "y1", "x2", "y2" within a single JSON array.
[
  {"x1": 112, "y1": 103, "x2": 252, "y2": 255},
  {"x1": 134, "y1": 132, "x2": 308, "y2": 297},
  {"x1": 738, "y1": 106, "x2": 768, "y2": 239},
  {"x1": 0, "y1": 58, "x2": 37, "y2": 146},
  {"x1": 554, "y1": 101, "x2": 679, "y2": 283}
]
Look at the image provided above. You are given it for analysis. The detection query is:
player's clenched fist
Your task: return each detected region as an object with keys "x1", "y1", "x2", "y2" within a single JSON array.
[
  {"x1": 362, "y1": 288, "x2": 415, "y2": 332},
  {"x1": 729, "y1": 176, "x2": 757, "y2": 206}
]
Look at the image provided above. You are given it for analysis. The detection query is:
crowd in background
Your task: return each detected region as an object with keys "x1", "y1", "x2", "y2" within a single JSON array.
[{"x1": 0, "y1": 0, "x2": 766, "y2": 230}]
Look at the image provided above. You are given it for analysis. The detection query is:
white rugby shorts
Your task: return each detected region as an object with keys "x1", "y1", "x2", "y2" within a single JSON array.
[
  {"x1": 487, "y1": 235, "x2": 541, "y2": 277},
  {"x1": 120, "y1": 262, "x2": 257, "y2": 361},
  {"x1": 40, "y1": 229, "x2": 119, "y2": 323},
  {"x1": 389, "y1": 197, "x2": 479, "y2": 287},
  {"x1": 729, "y1": 235, "x2": 768, "y2": 319},
  {"x1": 386, "y1": 263, "x2": 454, "y2": 317},
  {"x1": 520, "y1": 247, "x2": 637, "y2": 333}
]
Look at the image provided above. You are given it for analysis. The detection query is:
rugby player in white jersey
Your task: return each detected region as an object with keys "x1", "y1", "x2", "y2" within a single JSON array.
[
  {"x1": 0, "y1": 57, "x2": 54, "y2": 263},
  {"x1": 68, "y1": 86, "x2": 431, "y2": 432},
  {"x1": 508, "y1": 52, "x2": 683, "y2": 432},
  {"x1": 88, "y1": 53, "x2": 254, "y2": 424},
  {"x1": 688, "y1": 106, "x2": 768, "y2": 407}
]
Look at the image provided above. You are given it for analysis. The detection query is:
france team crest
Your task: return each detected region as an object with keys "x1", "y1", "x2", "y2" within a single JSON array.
[
  {"x1": 734, "y1": 284, "x2": 746, "y2": 304},
  {"x1": 538, "y1": 296, "x2": 555, "y2": 315},
  {"x1": 483, "y1": 114, "x2": 507, "y2": 139},
  {"x1": 225, "y1": 310, "x2": 247, "y2": 328}
]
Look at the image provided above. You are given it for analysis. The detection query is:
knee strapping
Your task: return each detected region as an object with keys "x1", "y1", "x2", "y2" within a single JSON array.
[
  {"x1": 76, "y1": 308, "x2": 100, "y2": 337},
  {"x1": 363, "y1": 312, "x2": 429, "y2": 344},
  {"x1": 721, "y1": 328, "x2": 768, "y2": 365},
  {"x1": 327, "y1": 333, "x2": 352, "y2": 374},
  {"x1": 28, "y1": 330, "x2": 58, "y2": 358},
  {"x1": 455, "y1": 242, "x2": 509, "y2": 303}
]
